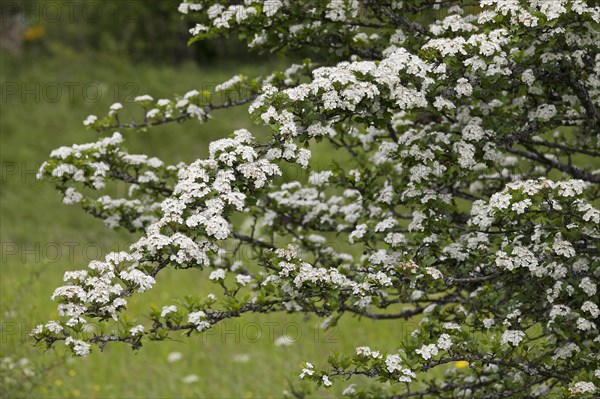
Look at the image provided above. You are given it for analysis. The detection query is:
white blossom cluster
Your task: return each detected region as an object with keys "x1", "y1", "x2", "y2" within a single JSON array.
[
  {"x1": 33, "y1": 128, "x2": 283, "y2": 352},
  {"x1": 37, "y1": 132, "x2": 175, "y2": 231}
]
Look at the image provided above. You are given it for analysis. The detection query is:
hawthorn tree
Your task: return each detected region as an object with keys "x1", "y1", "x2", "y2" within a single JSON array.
[{"x1": 33, "y1": 0, "x2": 599, "y2": 397}]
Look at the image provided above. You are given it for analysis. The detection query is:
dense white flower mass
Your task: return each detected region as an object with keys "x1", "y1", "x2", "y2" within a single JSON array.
[{"x1": 33, "y1": 0, "x2": 600, "y2": 397}]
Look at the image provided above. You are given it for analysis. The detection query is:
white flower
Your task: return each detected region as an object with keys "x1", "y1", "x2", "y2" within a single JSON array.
[
  {"x1": 576, "y1": 317, "x2": 595, "y2": 331},
  {"x1": 483, "y1": 318, "x2": 495, "y2": 329},
  {"x1": 501, "y1": 330, "x2": 525, "y2": 346},
  {"x1": 443, "y1": 322, "x2": 461, "y2": 330},
  {"x1": 581, "y1": 301, "x2": 599, "y2": 318},
  {"x1": 146, "y1": 108, "x2": 160, "y2": 119},
  {"x1": 521, "y1": 69, "x2": 535, "y2": 85},
  {"x1": 307, "y1": 234, "x2": 326, "y2": 244},
  {"x1": 355, "y1": 346, "x2": 382, "y2": 359},
  {"x1": 63, "y1": 187, "x2": 83, "y2": 205},
  {"x1": 45, "y1": 321, "x2": 64, "y2": 334},
  {"x1": 322, "y1": 375, "x2": 332, "y2": 387},
  {"x1": 529, "y1": 104, "x2": 557, "y2": 122},
  {"x1": 167, "y1": 352, "x2": 183, "y2": 362},
  {"x1": 455, "y1": 78, "x2": 473, "y2": 97},
  {"x1": 65, "y1": 337, "x2": 91, "y2": 356},
  {"x1": 296, "y1": 148, "x2": 311, "y2": 168},
  {"x1": 408, "y1": 211, "x2": 426, "y2": 232},
  {"x1": 134, "y1": 95, "x2": 154, "y2": 102},
  {"x1": 215, "y1": 75, "x2": 243, "y2": 92},
  {"x1": 129, "y1": 325, "x2": 144, "y2": 336},
  {"x1": 398, "y1": 369, "x2": 416, "y2": 383},
  {"x1": 537, "y1": 0, "x2": 567, "y2": 20},
  {"x1": 552, "y1": 234, "x2": 575, "y2": 258},
  {"x1": 433, "y1": 96, "x2": 455, "y2": 110},
  {"x1": 415, "y1": 344, "x2": 438, "y2": 360},
  {"x1": 263, "y1": 0, "x2": 283, "y2": 17},
  {"x1": 553, "y1": 343, "x2": 579, "y2": 360},
  {"x1": 437, "y1": 334, "x2": 452, "y2": 350},
  {"x1": 299, "y1": 362, "x2": 314, "y2": 378},
  {"x1": 182, "y1": 374, "x2": 199, "y2": 384},
  {"x1": 187, "y1": 311, "x2": 211, "y2": 331},
  {"x1": 569, "y1": 381, "x2": 596, "y2": 394},
  {"x1": 261, "y1": 106, "x2": 278, "y2": 123},
  {"x1": 236, "y1": 274, "x2": 252, "y2": 286},
  {"x1": 579, "y1": 277, "x2": 597, "y2": 297},
  {"x1": 178, "y1": 2, "x2": 190, "y2": 14},
  {"x1": 184, "y1": 89, "x2": 199, "y2": 99},
  {"x1": 161, "y1": 305, "x2": 177, "y2": 318},
  {"x1": 425, "y1": 267, "x2": 443, "y2": 280},
  {"x1": 83, "y1": 114, "x2": 97, "y2": 126},
  {"x1": 349, "y1": 224, "x2": 367, "y2": 243},
  {"x1": 374, "y1": 217, "x2": 396, "y2": 232},
  {"x1": 385, "y1": 354, "x2": 402, "y2": 373},
  {"x1": 368, "y1": 271, "x2": 392, "y2": 286},
  {"x1": 209, "y1": 269, "x2": 226, "y2": 281},
  {"x1": 120, "y1": 269, "x2": 156, "y2": 293},
  {"x1": 511, "y1": 199, "x2": 531, "y2": 214},
  {"x1": 490, "y1": 192, "x2": 512, "y2": 210},
  {"x1": 342, "y1": 384, "x2": 356, "y2": 396},
  {"x1": 187, "y1": 104, "x2": 206, "y2": 120},
  {"x1": 109, "y1": 102, "x2": 123, "y2": 111}
]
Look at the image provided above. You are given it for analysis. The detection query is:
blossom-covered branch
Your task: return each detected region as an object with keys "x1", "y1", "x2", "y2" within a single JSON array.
[{"x1": 34, "y1": 1, "x2": 600, "y2": 397}]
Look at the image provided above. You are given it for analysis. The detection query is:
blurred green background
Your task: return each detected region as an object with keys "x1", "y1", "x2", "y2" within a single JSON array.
[{"x1": 0, "y1": 1, "x2": 412, "y2": 397}]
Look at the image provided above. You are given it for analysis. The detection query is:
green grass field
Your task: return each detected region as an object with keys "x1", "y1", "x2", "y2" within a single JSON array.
[{"x1": 0, "y1": 52, "x2": 414, "y2": 398}]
